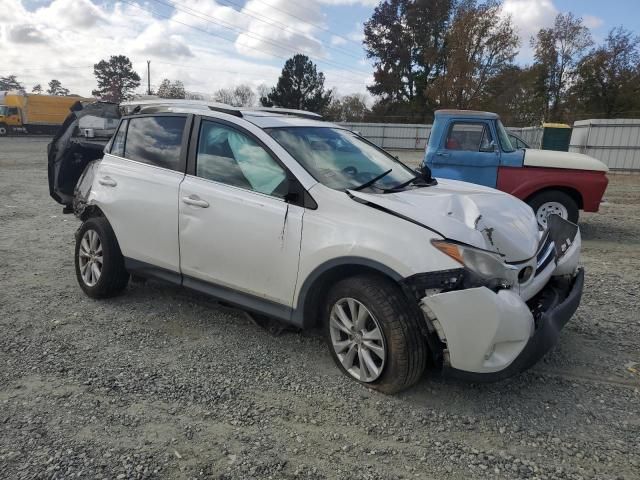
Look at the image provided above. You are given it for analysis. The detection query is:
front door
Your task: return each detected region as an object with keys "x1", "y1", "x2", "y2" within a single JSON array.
[
  {"x1": 430, "y1": 120, "x2": 501, "y2": 188},
  {"x1": 178, "y1": 117, "x2": 303, "y2": 319}
]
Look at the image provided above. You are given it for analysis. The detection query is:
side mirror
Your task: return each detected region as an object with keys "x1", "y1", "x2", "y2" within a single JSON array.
[
  {"x1": 416, "y1": 165, "x2": 438, "y2": 186},
  {"x1": 480, "y1": 141, "x2": 498, "y2": 153}
]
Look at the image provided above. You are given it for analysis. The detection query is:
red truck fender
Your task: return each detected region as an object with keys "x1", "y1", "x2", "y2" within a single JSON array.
[{"x1": 496, "y1": 166, "x2": 608, "y2": 213}]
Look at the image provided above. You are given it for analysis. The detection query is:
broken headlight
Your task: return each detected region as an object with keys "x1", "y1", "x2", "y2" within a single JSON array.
[{"x1": 431, "y1": 240, "x2": 518, "y2": 289}]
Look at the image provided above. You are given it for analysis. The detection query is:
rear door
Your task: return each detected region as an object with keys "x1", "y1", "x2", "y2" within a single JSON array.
[
  {"x1": 430, "y1": 120, "x2": 500, "y2": 188},
  {"x1": 178, "y1": 116, "x2": 303, "y2": 317},
  {"x1": 96, "y1": 114, "x2": 190, "y2": 275}
]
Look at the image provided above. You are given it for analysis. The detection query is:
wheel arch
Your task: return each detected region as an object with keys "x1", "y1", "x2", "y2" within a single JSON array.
[
  {"x1": 524, "y1": 185, "x2": 584, "y2": 210},
  {"x1": 293, "y1": 258, "x2": 404, "y2": 330}
]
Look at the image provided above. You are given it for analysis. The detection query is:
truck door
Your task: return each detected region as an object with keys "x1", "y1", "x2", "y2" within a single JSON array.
[{"x1": 429, "y1": 120, "x2": 500, "y2": 188}]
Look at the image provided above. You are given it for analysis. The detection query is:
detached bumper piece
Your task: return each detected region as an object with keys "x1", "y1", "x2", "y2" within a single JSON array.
[{"x1": 444, "y1": 268, "x2": 584, "y2": 382}]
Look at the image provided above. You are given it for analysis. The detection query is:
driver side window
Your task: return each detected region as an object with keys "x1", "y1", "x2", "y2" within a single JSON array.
[
  {"x1": 196, "y1": 120, "x2": 287, "y2": 198},
  {"x1": 446, "y1": 122, "x2": 494, "y2": 152}
]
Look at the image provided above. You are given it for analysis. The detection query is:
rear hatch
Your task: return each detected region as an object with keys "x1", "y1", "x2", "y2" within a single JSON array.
[{"x1": 48, "y1": 101, "x2": 120, "y2": 206}]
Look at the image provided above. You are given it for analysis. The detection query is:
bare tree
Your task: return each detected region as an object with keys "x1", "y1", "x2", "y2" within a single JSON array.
[
  {"x1": 157, "y1": 79, "x2": 186, "y2": 99},
  {"x1": 214, "y1": 84, "x2": 257, "y2": 107}
]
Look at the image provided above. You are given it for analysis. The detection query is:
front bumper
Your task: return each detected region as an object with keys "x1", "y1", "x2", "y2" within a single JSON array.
[{"x1": 421, "y1": 268, "x2": 584, "y2": 381}]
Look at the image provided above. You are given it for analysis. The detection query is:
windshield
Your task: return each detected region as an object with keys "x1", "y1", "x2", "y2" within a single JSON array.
[
  {"x1": 0, "y1": 106, "x2": 8, "y2": 116},
  {"x1": 496, "y1": 120, "x2": 516, "y2": 153},
  {"x1": 267, "y1": 127, "x2": 416, "y2": 191}
]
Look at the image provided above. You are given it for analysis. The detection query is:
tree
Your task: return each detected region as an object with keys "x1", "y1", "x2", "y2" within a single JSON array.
[
  {"x1": 92, "y1": 55, "x2": 141, "y2": 103},
  {"x1": 47, "y1": 79, "x2": 70, "y2": 96},
  {"x1": 0, "y1": 75, "x2": 24, "y2": 91},
  {"x1": 427, "y1": 0, "x2": 519, "y2": 109},
  {"x1": 532, "y1": 13, "x2": 592, "y2": 120},
  {"x1": 32, "y1": 84, "x2": 43, "y2": 94},
  {"x1": 570, "y1": 27, "x2": 640, "y2": 118},
  {"x1": 261, "y1": 54, "x2": 333, "y2": 113},
  {"x1": 214, "y1": 84, "x2": 256, "y2": 107},
  {"x1": 325, "y1": 94, "x2": 370, "y2": 122},
  {"x1": 363, "y1": 0, "x2": 453, "y2": 120},
  {"x1": 479, "y1": 66, "x2": 544, "y2": 126},
  {"x1": 157, "y1": 79, "x2": 186, "y2": 99}
]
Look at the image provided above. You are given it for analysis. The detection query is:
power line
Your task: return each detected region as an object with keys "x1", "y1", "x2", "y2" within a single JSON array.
[
  {"x1": 141, "y1": 0, "x2": 370, "y2": 80},
  {"x1": 247, "y1": 0, "x2": 363, "y2": 49},
  {"x1": 182, "y1": 0, "x2": 364, "y2": 62}
]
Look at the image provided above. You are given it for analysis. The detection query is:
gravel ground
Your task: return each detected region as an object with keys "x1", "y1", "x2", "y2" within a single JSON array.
[{"x1": 1, "y1": 137, "x2": 639, "y2": 480}]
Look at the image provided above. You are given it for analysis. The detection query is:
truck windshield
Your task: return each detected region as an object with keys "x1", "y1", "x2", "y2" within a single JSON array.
[
  {"x1": 0, "y1": 106, "x2": 9, "y2": 116},
  {"x1": 496, "y1": 120, "x2": 516, "y2": 153},
  {"x1": 267, "y1": 127, "x2": 416, "y2": 191}
]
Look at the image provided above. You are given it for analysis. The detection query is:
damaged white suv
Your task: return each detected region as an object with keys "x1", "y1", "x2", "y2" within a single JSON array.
[{"x1": 64, "y1": 100, "x2": 584, "y2": 393}]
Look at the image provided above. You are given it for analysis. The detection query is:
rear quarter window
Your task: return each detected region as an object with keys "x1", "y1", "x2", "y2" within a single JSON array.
[{"x1": 124, "y1": 116, "x2": 186, "y2": 171}]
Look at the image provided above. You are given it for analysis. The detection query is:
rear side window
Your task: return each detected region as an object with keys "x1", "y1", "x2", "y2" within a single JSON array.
[
  {"x1": 446, "y1": 122, "x2": 493, "y2": 151},
  {"x1": 124, "y1": 116, "x2": 186, "y2": 170},
  {"x1": 110, "y1": 119, "x2": 128, "y2": 157}
]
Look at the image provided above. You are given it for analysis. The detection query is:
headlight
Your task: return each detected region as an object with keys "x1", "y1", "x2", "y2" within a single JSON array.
[{"x1": 431, "y1": 239, "x2": 518, "y2": 289}]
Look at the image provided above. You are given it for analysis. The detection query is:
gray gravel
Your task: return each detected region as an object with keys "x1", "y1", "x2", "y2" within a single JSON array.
[{"x1": 1, "y1": 136, "x2": 639, "y2": 480}]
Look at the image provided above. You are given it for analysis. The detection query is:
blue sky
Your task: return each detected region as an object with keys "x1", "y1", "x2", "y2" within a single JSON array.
[{"x1": 2, "y1": 0, "x2": 639, "y2": 98}]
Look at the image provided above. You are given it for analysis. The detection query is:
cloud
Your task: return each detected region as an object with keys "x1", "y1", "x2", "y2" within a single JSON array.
[
  {"x1": 7, "y1": 24, "x2": 47, "y2": 44},
  {"x1": 582, "y1": 14, "x2": 604, "y2": 29},
  {"x1": 2, "y1": 0, "x2": 370, "y2": 97},
  {"x1": 134, "y1": 24, "x2": 194, "y2": 59},
  {"x1": 501, "y1": 0, "x2": 558, "y2": 43},
  {"x1": 331, "y1": 35, "x2": 347, "y2": 46}
]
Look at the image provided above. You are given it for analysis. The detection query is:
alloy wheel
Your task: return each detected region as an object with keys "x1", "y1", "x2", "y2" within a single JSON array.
[
  {"x1": 78, "y1": 229, "x2": 103, "y2": 287},
  {"x1": 329, "y1": 297, "x2": 386, "y2": 382}
]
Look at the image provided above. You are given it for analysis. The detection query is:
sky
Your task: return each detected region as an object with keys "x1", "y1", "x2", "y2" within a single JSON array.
[{"x1": 1, "y1": 0, "x2": 639, "y2": 99}]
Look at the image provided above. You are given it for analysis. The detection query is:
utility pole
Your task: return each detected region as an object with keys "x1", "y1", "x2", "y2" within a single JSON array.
[{"x1": 147, "y1": 60, "x2": 151, "y2": 95}]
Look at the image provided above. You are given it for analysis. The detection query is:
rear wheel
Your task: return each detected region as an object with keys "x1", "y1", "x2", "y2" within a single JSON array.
[
  {"x1": 324, "y1": 274, "x2": 427, "y2": 394},
  {"x1": 527, "y1": 190, "x2": 579, "y2": 228},
  {"x1": 75, "y1": 217, "x2": 129, "y2": 298}
]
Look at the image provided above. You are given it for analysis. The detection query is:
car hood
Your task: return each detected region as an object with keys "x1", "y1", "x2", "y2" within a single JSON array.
[
  {"x1": 523, "y1": 148, "x2": 608, "y2": 172},
  {"x1": 349, "y1": 179, "x2": 540, "y2": 262}
]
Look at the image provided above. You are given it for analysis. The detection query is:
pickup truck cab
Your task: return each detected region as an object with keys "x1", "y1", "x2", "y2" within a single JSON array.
[{"x1": 424, "y1": 110, "x2": 609, "y2": 226}]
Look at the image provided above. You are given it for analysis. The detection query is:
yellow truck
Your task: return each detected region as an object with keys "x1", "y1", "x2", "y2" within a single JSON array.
[{"x1": 0, "y1": 91, "x2": 92, "y2": 135}]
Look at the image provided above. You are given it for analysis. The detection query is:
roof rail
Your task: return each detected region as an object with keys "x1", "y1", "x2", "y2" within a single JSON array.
[
  {"x1": 120, "y1": 99, "x2": 243, "y2": 117},
  {"x1": 119, "y1": 99, "x2": 323, "y2": 120},
  {"x1": 248, "y1": 107, "x2": 323, "y2": 120}
]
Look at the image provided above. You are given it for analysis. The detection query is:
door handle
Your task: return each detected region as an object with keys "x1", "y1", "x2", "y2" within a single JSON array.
[
  {"x1": 436, "y1": 152, "x2": 451, "y2": 157},
  {"x1": 182, "y1": 195, "x2": 209, "y2": 208},
  {"x1": 98, "y1": 176, "x2": 117, "y2": 187}
]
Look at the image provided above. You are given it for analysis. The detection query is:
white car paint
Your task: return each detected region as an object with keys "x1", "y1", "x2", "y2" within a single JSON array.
[
  {"x1": 81, "y1": 103, "x2": 582, "y2": 378},
  {"x1": 178, "y1": 174, "x2": 303, "y2": 307},
  {"x1": 93, "y1": 153, "x2": 184, "y2": 272},
  {"x1": 523, "y1": 148, "x2": 608, "y2": 172}
]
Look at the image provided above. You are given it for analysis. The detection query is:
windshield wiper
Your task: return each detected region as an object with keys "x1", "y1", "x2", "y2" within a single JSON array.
[
  {"x1": 383, "y1": 175, "x2": 419, "y2": 192},
  {"x1": 351, "y1": 169, "x2": 393, "y2": 191}
]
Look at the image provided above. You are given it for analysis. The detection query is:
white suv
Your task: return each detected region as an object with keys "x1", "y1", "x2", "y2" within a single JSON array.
[{"x1": 68, "y1": 100, "x2": 584, "y2": 393}]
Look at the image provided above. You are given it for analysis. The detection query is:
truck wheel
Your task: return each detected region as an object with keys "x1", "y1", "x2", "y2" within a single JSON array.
[
  {"x1": 0, "y1": 123, "x2": 7, "y2": 136},
  {"x1": 527, "y1": 190, "x2": 579, "y2": 228},
  {"x1": 324, "y1": 274, "x2": 427, "y2": 394},
  {"x1": 75, "y1": 217, "x2": 129, "y2": 298}
]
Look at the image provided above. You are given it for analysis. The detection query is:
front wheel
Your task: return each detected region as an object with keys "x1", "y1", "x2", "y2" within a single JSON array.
[
  {"x1": 0, "y1": 123, "x2": 8, "y2": 136},
  {"x1": 75, "y1": 217, "x2": 129, "y2": 298},
  {"x1": 527, "y1": 190, "x2": 579, "y2": 228},
  {"x1": 324, "y1": 274, "x2": 427, "y2": 394}
]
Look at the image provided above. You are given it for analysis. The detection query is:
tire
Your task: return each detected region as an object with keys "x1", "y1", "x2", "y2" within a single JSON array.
[
  {"x1": 527, "y1": 190, "x2": 579, "y2": 228},
  {"x1": 324, "y1": 274, "x2": 427, "y2": 394},
  {"x1": 74, "y1": 217, "x2": 129, "y2": 298},
  {"x1": 0, "y1": 123, "x2": 7, "y2": 136}
]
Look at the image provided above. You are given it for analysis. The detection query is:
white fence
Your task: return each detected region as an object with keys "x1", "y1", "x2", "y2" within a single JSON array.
[
  {"x1": 570, "y1": 119, "x2": 640, "y2": 171},
  {"x1": 340, "y1": 120, "x2": 640, "y2": 171}
]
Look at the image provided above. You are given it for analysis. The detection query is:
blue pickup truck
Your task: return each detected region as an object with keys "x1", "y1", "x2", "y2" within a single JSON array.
[{"x1": 423, "y1": 110, "x2": 609, "y2": 226}]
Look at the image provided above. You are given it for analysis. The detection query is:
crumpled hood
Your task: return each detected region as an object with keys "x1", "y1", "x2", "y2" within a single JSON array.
[
  {"x1": 349, "y1": 179, "x2": 540, "y2": 262},
  {"x1": 523, "y1": 148, "x2": 608, "y2": 172}
]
